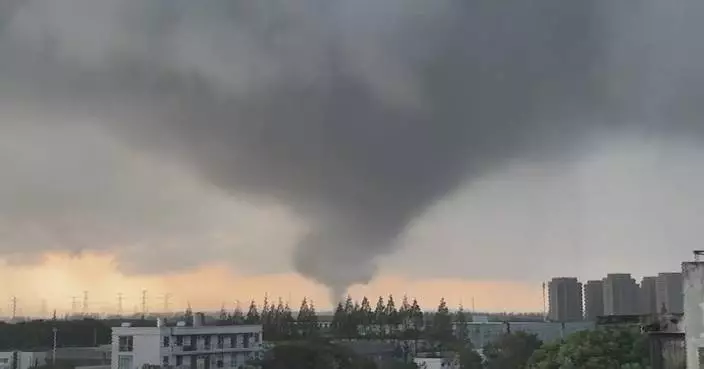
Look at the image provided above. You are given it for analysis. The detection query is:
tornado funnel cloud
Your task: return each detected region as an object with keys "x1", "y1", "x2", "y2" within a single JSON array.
[{"x1": 0, "y1": 0, "x2": 703, "y2": 302}]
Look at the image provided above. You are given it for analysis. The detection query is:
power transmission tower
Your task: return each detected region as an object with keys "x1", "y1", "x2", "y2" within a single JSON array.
[
  {"x1": 41, "y1": 299, "x2": 48, "y2": 318},
  {"x1": 11, "y1": 296, "x2": 17, "y2": 320},
  {"x1": 161, "y1": 293, "x2": 172, "y2": 313},
  {"x1": 71, "y1": 296, "x2": 78, "y2": 316},
  {"x1": 83, "y1": 291, "x2": 89, "y2": 315},
  {"x1": 117, "y1": 293, "x2": 124, "y2": 316},
  {"x1": 141, "y1": 290, "x2": 148, "y2": 317}
]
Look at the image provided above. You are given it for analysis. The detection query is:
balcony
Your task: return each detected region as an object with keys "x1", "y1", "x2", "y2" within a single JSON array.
[{"x1": 172, "y1": 345, "x2": 260, "y2": 355}]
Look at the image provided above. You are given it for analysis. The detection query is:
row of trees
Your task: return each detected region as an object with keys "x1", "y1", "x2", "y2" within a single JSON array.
[
  {"x1": 198, "y1": 295, "x2": 467, "y2": 342},
  {"x1": 253, "y1": 327, "x2": 652, "y2": 369},
  {"x1": 455, "y1": 327, "x2": 651, "y2": 369}
]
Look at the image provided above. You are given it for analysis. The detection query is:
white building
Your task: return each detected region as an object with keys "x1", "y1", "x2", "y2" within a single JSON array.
[
  {"x1": 414, "y1": 357, "x2": 459, "y2": 369},
  {"x1": 111, "y1": 314, "x2": 263, "y2": 369},
  {"x1": 0, "y1": 351, "x2": 48, "y2": 369}
]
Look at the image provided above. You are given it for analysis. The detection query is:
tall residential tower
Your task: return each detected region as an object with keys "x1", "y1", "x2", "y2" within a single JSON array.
[
  {"x1": 584, "y1": 280, "x2": 604, "y2": 320},
  {"x1": 548, "y1": 277, "x2": 583, "y2": 322}
]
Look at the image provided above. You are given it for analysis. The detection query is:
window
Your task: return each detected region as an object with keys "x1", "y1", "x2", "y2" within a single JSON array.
[
  {"x1": 176, "y1": 356, "x2": 183, "y2": 366},
  {"x1": 176, "y1": 336, "x2": 183, "y2": 346},
  {"x1": 163, "y1": 336, "x2": 170, "y2": 347},
  {"x1": 117, "y1": 355, "x2": 133, "y2": 369},
  {"x1": 118, "y1": 336, "x2": 134, "y2": 352},
  {"x1": 162, "y1": 356, "x2": 169, "y2": 365}
]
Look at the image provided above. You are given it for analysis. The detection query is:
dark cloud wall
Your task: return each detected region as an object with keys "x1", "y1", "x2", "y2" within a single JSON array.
[{"x1": 1, "y1": 0, "x2": 703, "y2": 299}]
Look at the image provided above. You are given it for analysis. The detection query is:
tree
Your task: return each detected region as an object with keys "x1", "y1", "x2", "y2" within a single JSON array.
[
  {"x1": 455, "y1": 306, "x2": 468, "y2": 342},
  {"x1": 527, "y1": 327, "x2": 650, "y2": 369},
  {"x1": 484, "y1": 331, "x2": 542, "y2": 369},
  {"x1": 218, "y1": 303, "x2": 228, "y2": 321},
  {"x1": 374, "y1": 296, "x2": 387, "y2": 337},
  {"x1": 307, "y1": 299, "x2": 320, "y2": 335},
  {"x1": 245, "y1": 300, "x2": 260, "y2": 324},
  {"x1": 458, "y1": 343, "x2": 484, "y2": 369},
  {"x1": 431, "y1": 298, "x2": 453, "y2": 342},
  {"x1": 332, "y1": 302, "x2": 346, "y2": 337},
  {"x1": 410, "y1": 298, "x2": 424, "y2": 331},
  {"x1": 298, "y1": 297, "x2": 317, "y2": 337},
  {"x1": 399, "y1": 295, "x2": 412, "y2": 331},
  {"x1": 386, "y1": 295, "x2": 399, "y2": 336},
  {"x1": 259, "y1": 341, "x2": 377, "y2": 369},
  {"x1": 343, "y1": 295, "x2": 357, "y2": 338},
  {"x1": 359, "y1": 297, "x2": 373, "y2": 336},
  {"x1": 184, "y1": 302, "x2": 194, "y2": 326},
  {"x1": 231, "y1": 302, "x2": 245, "y2": 324}
]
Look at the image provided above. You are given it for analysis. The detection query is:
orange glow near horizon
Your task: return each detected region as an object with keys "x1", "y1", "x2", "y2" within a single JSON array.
[{"x1": 1, "y1": 253, "x2": 542, "y2": 316}]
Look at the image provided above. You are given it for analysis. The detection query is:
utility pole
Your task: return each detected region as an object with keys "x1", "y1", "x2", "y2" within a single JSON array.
[
  {"x1": 52, "y1": 327, "x2": 58, "y2": 365},
  {"x1": 117, "y1": 293, "x2": 124, "y2": 316}
]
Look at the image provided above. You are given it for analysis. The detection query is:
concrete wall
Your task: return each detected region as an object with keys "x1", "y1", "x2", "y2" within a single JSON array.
[{"x1": 682, "y1": 261, "x2": 704, "y2": 369}]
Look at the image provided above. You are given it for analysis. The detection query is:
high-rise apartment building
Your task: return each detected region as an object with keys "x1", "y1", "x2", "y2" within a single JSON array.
[
  {"x1": 584, "y1": 280, "x2": 604, "y2": 320},
  {"x1": 603, "y1": 273, "x2": 640, "y2": 316},
  {"x1": 640, "y1": 276, "x2": 658, "y2": 315},
  {"x1": 656, "y1": 272, "x2": 683, "y2": 314},
  {"x1": 548, "y1": 277, "x2": 583, "y2": 322}
]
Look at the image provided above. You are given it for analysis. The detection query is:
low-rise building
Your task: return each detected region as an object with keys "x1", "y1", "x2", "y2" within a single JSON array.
[
  {"x1": 0, "y1": 351, "x2": 48, "y2": 369},
  {"x1": 111, "y1": 313, "x2": 263, "y2": 369}
]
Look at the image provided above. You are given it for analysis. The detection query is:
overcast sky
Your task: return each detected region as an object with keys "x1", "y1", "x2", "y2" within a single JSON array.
[{"x1": 1, "y1": 0, "x2": 704, "y2": 305}]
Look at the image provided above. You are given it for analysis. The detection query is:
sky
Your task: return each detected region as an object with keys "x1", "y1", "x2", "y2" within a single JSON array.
[{"x1": 1, "y1": 0, "x2": 704, "y2": 313}]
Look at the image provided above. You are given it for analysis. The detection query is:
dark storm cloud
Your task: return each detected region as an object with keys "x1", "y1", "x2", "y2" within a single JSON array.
[{"x1": 1, "y1": 0, "x2": 703, "y2": 298}]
